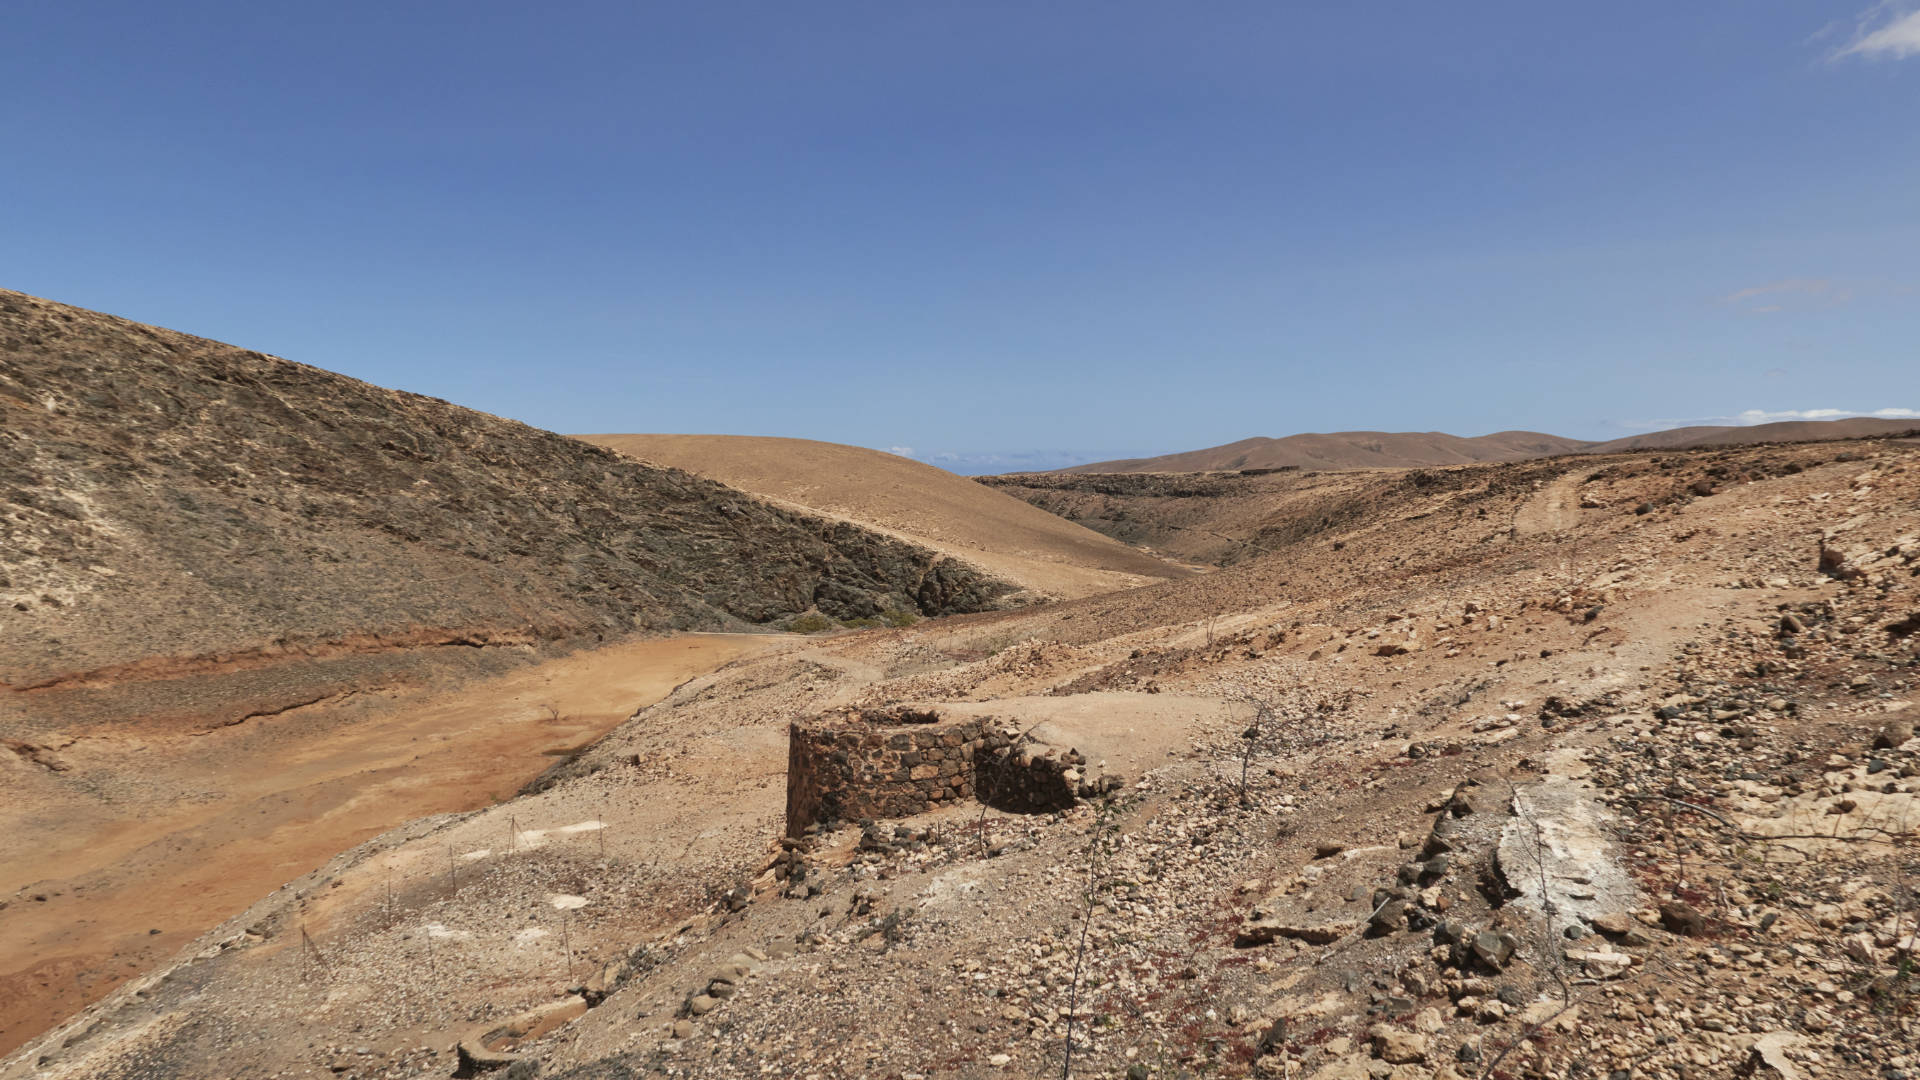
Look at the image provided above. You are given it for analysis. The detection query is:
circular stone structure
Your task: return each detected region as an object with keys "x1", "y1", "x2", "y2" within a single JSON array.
[
  {"x1": 784, "y1": 706, "x2": 987, "y2": 837},
  {"x1": 784, "y1": 705, "x2": 1122, "y2": 836}
]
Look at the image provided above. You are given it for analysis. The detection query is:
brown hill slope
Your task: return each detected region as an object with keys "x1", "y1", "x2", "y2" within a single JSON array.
[
  {"x1": 1064, "y1": 429, "x2": 1592, "y2": 473},
  {"x1": 575, "y1": 434, "x2": 1190, "y2": 598},
  {"x1": 26, "y1": 434, "x2": 1920, "y2": 1080},
  {"x1": 987, "y1": 432, "x2": 1915, "y2": 566},
  {"x1": 1589, "y1": 416, "x2": 1920, "y2": 451},
  {"x1": 979, "y1": 468, "x2": 1394, "y2": 566},
  {"x1": 1061, "y1": 417, "x2": 1920, "y2": 474},
  {"x1": 0, "y1": 289, "x2": 1014, "y2": 736}
]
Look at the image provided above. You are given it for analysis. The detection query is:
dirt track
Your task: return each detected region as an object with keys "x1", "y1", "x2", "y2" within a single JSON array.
[
  {"x1": 1510, "y1": 469, "x2": 1584, "y2": 536},
  {"x1": 0, "y1": 633, "x2": 779, "y2": 1057}
]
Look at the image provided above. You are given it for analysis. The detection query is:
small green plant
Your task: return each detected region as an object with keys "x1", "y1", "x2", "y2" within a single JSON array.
[
  {"x1": 881, "y1": 609, "x2": 919, "y2": 628},
  {"x1": 787, "y1": 613, "x2": 833, "y2": 634},
  {"x1": 841, "y1": 616, "x2": 880, "y2": 629}
]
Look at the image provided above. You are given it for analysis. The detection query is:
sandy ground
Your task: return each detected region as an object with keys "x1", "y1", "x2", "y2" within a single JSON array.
[{"x1": 0, "y1": 632, "x2": 779, "y2": 1057}]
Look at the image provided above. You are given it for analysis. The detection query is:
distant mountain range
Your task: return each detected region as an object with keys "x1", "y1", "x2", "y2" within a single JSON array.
[{"x1": 1057, "y1": 418, "x2": 1920, "y2": 474}]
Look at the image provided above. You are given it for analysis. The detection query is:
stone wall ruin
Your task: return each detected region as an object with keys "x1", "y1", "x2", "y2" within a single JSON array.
[{"x1": 784, "y1": 705, "x2": 1121, "y2": 836}]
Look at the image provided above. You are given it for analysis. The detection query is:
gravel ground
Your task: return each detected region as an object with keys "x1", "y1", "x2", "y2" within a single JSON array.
[{"x1": 8, "y1": 436, "x2": 1917, "y2": 1080}]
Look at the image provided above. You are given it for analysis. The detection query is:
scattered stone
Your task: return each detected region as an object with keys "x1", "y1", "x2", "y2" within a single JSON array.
[
  {"x1": 1368, "y1": 900, "x2": 1409, "y2": 936},
  {"x1": 1871, "y1": 715, "x2": 1915, "y2": 750},
  {"x1": 1470, "y1": 931, "x2": 1514, "y2": 970},
  {"x1": 1237, "y1": 918, "x2": 1356, "y2": 947},
  {"x1": 1745, "y1": 1031, "x2": 1805, "y2": 1080},
  {"x1": 1368, "y1": 1025, "x2": 1429, "y2": 1065},
  {"x1": 1658, "y1": 900, "x2": 1707, "y2": 938}
]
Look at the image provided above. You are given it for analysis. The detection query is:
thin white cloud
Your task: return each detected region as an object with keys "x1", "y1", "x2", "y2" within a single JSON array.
[
  {"x1": 1732, "y1": 407, "x2": 1920, "y2": 423},
  {"x1": 1623, "y1": 407, "x2": 1920, "y2": 431},
  {"x1": 1722, "y1": 279, "x2": 1829, "y2": 304},
  {"x1": 1720, "y1": 279, "x2": 1844, "y2": 313},
  {"x1": 1833, "y1": 3, "x2": 1920, "y2": 60},
  {"x1": 883, "y1": 445, "x2": 915, "y2": 457}
]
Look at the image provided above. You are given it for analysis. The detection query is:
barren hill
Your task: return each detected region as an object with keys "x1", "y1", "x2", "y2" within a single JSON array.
[
  {"x1": 0, "y1": 289, "x2": 1014, "y2": 732},
  {"x1": 12, "y1": 298, "x2": 1920, "y2": 1080},
  {"x1": 988, "y1": 433, "x2": 1920, "y2": 567},
  {"x1": 1589, "y1": 416, "x2": 1920, "y2": 452},
  {"x1": 978, "y1": 467, "x2": 1408, "y2": 566},
  {"x1": 1061, "y1": 418, "x2": 1919, "y2": 474},
  {"x1": 575, "y1": 434, "x2": 1189, "y2": 598},
  {"x1": 0, "y1": 289, "x2": 1029, "y2": 1052},
  {"x1": 1063, "y1": 429, "x2": 1592, "y2": 473},
  {"x1": 23, "y1": 430, "x2": 1919, "y2": 1080}
]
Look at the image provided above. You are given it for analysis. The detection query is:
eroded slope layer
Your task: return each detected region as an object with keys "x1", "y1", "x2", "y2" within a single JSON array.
[{"x1": 0, "y1": 289, "x2": 1011, "y2": 731}]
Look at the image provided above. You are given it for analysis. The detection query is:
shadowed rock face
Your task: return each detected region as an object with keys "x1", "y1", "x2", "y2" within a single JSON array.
[{"x1": 0, "y1": 289, "x2": 1012, "y2": 712}]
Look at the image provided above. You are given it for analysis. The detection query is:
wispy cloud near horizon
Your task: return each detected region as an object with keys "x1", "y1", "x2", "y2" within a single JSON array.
[
  {"x1": 1829, "y1": 3, "x2": 1920, "y2": 60},
  {"x1": 1622, "y1": 407, "x2": 1920, "y2": 431},
  {"x1": 1719, "y1": 278, "x2": 1845, "y2": 314}
]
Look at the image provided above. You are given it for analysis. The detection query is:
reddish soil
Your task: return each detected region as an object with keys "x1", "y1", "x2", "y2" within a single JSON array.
[{"x1": 0, "y1": 633, "x2": 777, "y2": 1057}]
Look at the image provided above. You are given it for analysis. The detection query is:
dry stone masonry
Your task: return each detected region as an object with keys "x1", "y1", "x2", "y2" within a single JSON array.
[
  {"x1": 974, "y1": 732, "x2": 1122, "y2": 813},
  {"x1": 785, "y1": 706, "x2": 983, "y2": 835},
  {"x1": 784, "y1": 705, "x2": 1121, "y2": 836}
]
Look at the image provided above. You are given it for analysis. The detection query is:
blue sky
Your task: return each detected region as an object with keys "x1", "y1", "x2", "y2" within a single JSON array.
[{"x1": 4, "y1": 2, "x2": 1917, "y2": 472}]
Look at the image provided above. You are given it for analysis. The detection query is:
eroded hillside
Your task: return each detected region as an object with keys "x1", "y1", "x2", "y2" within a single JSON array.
[
  {"x1": 0, "y1": 289, "x2": 1013, "y2": 734},
  {"x1": 0, "y1": 290, "x2": 1025, "y2": 1056},
  {"x1": 976, "y1": 468, "x2": 1408, "y2": 567},
  {"x1": 1053, "y1": 418, "x2": 1918, "y2": 475},
  {"x1": 17, "y1": 434, "x2": 1917, "y2": 1080},
  {"x1": 983, "y1": 447, "x2": 1906, "y2": 569},
  {"x1": 576, "y1": 433, "x2": 1189, "y2": 599},
  {"x1": 1064, "y1": 430, "x2": 1592, "y2": 474}
]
